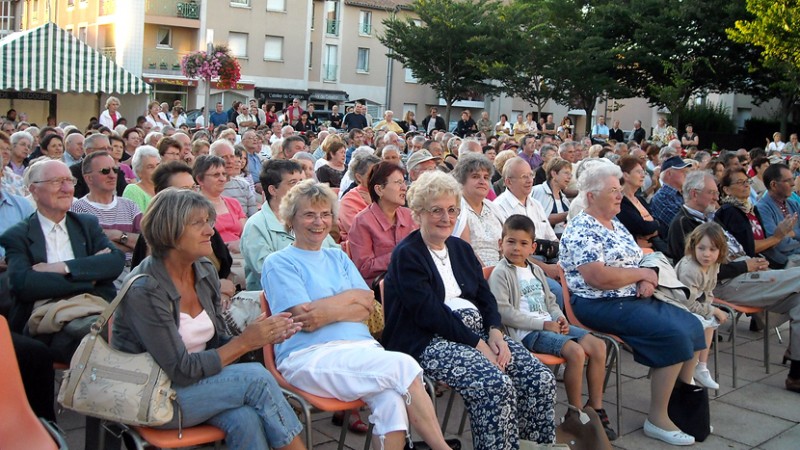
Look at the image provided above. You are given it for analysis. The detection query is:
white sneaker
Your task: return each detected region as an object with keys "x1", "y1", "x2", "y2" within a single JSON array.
[{"x1": 694, "y1": 366, "x2": 720, "y2": 390}]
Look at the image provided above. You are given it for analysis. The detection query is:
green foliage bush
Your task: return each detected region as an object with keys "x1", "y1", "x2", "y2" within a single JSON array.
[{"x1": 668, "y1": 103, "x2": 737, "y2": 134}]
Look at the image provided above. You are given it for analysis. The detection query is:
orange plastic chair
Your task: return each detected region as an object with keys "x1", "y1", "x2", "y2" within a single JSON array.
[
  {"x1": 712, "y1": 298, "x2": 770, "y2": 388},
  {"x1": 260, "y1": 292, "x2": 371, "y2": 450},
  {"x1": 558, "y1": 265, "x2": 622, "y2": 436},
  {"x1": 0, "y1": 316, "x2": 68, "y2": 450}
]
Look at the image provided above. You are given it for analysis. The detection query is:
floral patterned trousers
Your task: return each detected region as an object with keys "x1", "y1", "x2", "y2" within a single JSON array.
[{"x1": 418, "y1": 309, "x2": 556, "y2": 450}]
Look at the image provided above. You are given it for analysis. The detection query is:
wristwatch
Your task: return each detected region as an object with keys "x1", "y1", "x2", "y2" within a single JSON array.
[{"x1": 119, "y1": 232, "x2": 129, "y2": 245}]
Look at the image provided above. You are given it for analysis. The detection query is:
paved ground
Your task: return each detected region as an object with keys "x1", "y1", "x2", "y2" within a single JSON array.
[{"x1": 59, "y1": 318, "x2": 798, "y2": 449}]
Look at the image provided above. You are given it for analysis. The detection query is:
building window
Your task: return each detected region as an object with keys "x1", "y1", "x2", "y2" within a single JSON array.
[
  {"x1": 325, "y1": 1, "x2": 339, "y2": 36},
  {"x1": 78, "y1": 25, "x2": 88, "y2": 43},
  {"x1": 0, "y1": 0, "x2": 15, "y2": 38},
  {"x1": 324, "y1": 44, "x2": 338, "y2": 81},
  {"x1": 356, "y1": 48, "x2": 369, "y2": 73},
  {"x1": 403, "y1": 104, "x2": 417, "y2": 118},
  {"x1": 405, "y1": 67, "x2": 418, "y2": 83},
  {"x1": 230, "y1": 0, "x2": 251, "y2": 6},
  {"x1": 308, "y1": 42, "x2": 313, "y2": 68},
  {"x1": 229, "y1": 32, "x2": 248, "y2": 58},
  {"x1": 359, "y1": 11, "x2": 372, "y2": 35},
  {"x1": 266, "y1": 0, "x2": 285, "y2": 12},
  {"x1": 264, "y1": 35, "x2": 283, "y2": 61},
  {"x1": 156, "y1": 27, "x2": 172, "y2": 49},
  {"x1": 80, "y1": 0, "x2": 88, "y2": 7},
  {"x1": 67, "y1": 0, "x2": 75, "y2": 8}
]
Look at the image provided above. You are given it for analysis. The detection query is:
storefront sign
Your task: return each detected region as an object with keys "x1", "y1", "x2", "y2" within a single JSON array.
[{"x1": 143, "y1": 77, "x2": 198, "y2": 87}]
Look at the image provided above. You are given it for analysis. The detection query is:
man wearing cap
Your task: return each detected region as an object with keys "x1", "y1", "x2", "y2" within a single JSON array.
[
  {"x1": 406, "y1": 150, "x2": 439, "y2": 184},
  {"x1": 651, "y1": 155, "x2": 689, "y2": 238}
]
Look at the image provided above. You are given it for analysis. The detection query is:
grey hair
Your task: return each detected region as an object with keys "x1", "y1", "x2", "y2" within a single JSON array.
[
  {"x1": 24, "y1": 160, "x2": 67, "y2": 188},
  {"x1": 131, "y1": 145, "x2": 161, "y2": 176},
  {"x1": 452, "y1": 153, "x2": 493, "y2": 185},
  {"x1": 539, "y1": 144, "x2": 557, "y2": 158},
  {"x1": 406, "y1": 170, "x2": 461, "y2": 221},
  {"x1": 192, "y1": 155, "x2": 225, "y2": 181},
  {"x1": 695, "y1": 151, "x2": 710, "y2": 162},
  {"x1": 577, "y1": 159, "x2": 620, "y2": 193},
  {"x1": 659, "y1": 146, "x2": 677, "y2": 161},
  {"x1": 292, "y1": 151, "x2": 315, "y2": 163},
  {"x1": 349, "y1": 153, "x2": 381, "y2": 180},
  {"x1": 209, "y1": 139, "x2": 234, "y2": 156},
  {"x1": 458, "y1": 139, "x2": 481, "y2": 155},
  {"x1": 279, "y1": 179, "x2": 339, "y2": 232},
  {"x1": 105, "y1": 96, "x2": 120, "y2": 108},
  {"x1": 144, "y1": 131, "x2": 164, "y2": 145},
  {"x1": 140, "y1": 188, "x2": 216, "y2": 260},
  {"x1": 412, "y1": 135, "x2": 426, "y2": 146},
  {"x1": 84, "y1": 133, "x2": 109, "y2": 151},
  {"x1": 25, "y1": 126, "x2": 40, "y2": 138},
  {"x1": 558, "y1": 141, "x2": 574, "y2": 156},
  {"x1": 9, "y1": 131, "x2": 33, "y2": 147},
  {"x1": 682, "y1": 170, "x2": 714, "y2": 202},
  {"x1": 381, "y1": 144, "x2": 400, "y2": 157}
]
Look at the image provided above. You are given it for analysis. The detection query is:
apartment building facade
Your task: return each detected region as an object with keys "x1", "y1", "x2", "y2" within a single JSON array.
[{"x1": 16, "y1": 0, "x2": 778, "y2": 137}]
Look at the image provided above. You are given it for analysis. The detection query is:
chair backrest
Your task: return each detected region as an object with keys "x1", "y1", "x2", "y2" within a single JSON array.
[
  {"x1": 258, "y1": 291, "x2": 365, "y2": 411},
  {"x1": 557, "y1": 264, "x2": 584, "y2": 328},
  {"x1": 482, "y1": 266, "x2": 495, "y2": 280},
  {"x1": 0, "y1": 316, "x2": 58, "y2": 450}
]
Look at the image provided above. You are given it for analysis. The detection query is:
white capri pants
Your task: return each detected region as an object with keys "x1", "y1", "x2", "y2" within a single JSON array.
[{"x1": 278, "y1": 340, "x2": 422, "y2": 437}]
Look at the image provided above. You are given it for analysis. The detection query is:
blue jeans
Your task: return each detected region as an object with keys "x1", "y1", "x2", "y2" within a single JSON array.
[
  {"x1": 160, "y1": 363, "x2": 302, "y2": 450},
  {"x1": 521, "y1": 325, "x2": 589, "y2": 356},
  {"x1": 546, "y1": 277, "x2": 565, "y2": 310}
]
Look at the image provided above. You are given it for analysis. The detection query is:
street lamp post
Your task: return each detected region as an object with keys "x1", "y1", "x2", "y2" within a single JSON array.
[{"x1": 203, "y1": 29, "x2": 214, "y2": 128}]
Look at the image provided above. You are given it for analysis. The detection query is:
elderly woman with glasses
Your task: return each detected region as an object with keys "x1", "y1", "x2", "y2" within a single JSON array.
[
  {"x1": 113, "y1": 189, "x2": 306, "y2": 450},
  {"x1": 383, "y1": 171, "x2": 556, "y2": 450},
  {"x1": 194, "y1": 155, "x2": 247, "y2": 255},
  {"x1": 560, "y1": 163, "x2": 705, "y2": 446},
  {"x1": 261, "y1": 179, "x2": 458, "y2": 450},
  {"x1": 122, "y1": 145, "x2": 161, "y2": 212},
  {"x1": 715, "y1": 167, "x2": 796, "y2": 266}
]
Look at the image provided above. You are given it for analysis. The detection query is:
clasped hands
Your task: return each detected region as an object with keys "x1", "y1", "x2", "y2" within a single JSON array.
[
  {"x1": 477, "y1": 327, "x2": 511, "y2": 373},
  {"x1": 292, "y1": 289, "x2": 375, "y2": 332}
]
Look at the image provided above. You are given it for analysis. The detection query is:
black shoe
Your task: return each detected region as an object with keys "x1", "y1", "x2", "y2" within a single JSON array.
[
  {"x1": 749, "y1": 315, "x2": 764, "y2": 332},
  {"x1": 404, "y1": 438, "x2": 461, "y2": 450},
  {"x1": 595, "y1": 408, "x2": 618, "y2": 441}
]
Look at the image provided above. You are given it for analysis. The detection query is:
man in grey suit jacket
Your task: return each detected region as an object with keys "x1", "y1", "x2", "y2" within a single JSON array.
[{"x1": 0, "y1": 160, "x2": 124, "y2": 361}]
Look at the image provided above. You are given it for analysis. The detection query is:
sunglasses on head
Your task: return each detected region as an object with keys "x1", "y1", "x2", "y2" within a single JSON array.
[{"x1": 97, "y1": 167, "x2": 121, "y2": 175}]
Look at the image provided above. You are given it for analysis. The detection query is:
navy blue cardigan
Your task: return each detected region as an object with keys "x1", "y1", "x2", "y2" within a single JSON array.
[{"x1": 382, "y1": 230, "x2": 502, "y2": 359}]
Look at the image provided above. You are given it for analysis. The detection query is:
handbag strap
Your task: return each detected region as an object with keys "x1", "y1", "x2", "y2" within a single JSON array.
[{"x1": 90, "y1": 274, "x2": 148, "y2": 335}]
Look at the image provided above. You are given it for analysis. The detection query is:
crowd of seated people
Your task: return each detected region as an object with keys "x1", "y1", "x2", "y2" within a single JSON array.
[{"x1": 3, "y1": 102, "x2": 800, "y2": 449}]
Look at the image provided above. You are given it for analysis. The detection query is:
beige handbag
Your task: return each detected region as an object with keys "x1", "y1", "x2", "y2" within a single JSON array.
[{"x1": 57, "y1": 274, "x2": 177, "y2": 427}]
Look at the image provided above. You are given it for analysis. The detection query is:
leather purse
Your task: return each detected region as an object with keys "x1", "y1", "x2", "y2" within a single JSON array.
[{"x1": 57, "y1": 274, "x2": 177, "y2": 427}]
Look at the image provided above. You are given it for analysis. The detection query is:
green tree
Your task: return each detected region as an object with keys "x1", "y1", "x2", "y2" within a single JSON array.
[
  {"x1": 379, "y1": 0, "x2": 505, "y2": 122},
  {"x1": 547, "y1": 0, "x2": 632, "y2": 135},
  {"x1": 728, "y1": 0, "x2": 800, "y2": 69},
  {"x1": 622, "y1": 0, "x2": 756, "y2": 128},
  {"x1": 487, "y1": 1, "x2": 566, "y2": 119}
]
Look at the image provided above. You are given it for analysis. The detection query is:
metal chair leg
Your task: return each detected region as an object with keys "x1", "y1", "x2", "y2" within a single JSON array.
[
  {"x1": 713, "y1": 328, "x2": 720, "y2": 397},
  {"x1": 441, "y1": 389, "x2": 457, "y2": 432},
  {"x1": 765, "y1": 313, "x2": 771, "y2": 374}
]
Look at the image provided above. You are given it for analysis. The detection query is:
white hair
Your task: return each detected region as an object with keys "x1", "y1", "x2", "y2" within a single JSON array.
[
  {"x1": 458, "y1": 139, "x2": 481, "y2": 155},
  {"x1": 209, "y1": 139, "x2": 234, "y2": 156},
  {"x1": 131, "y1": 145, "x2": 161, "y2": 176},
  {"x1": 577, "y1": 159, "x2": 620, "y2": 194}
]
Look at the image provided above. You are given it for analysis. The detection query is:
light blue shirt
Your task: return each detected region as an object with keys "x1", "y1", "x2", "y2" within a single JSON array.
[
  {"x1": 62, "y1": 152, "x2": 82, "y2": 168},
  {"x1": 0, "y1": 191, "x2": 35, "y2": 257},
  {"x1": 592, "y1": 124, "x2": 610, "y2": 139},
  {"x1": 262, "y1": 245, "x2": 371, "y2": 364}
]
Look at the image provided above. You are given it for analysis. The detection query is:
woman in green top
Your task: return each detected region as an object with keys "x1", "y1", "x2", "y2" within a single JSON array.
[{"x1": 122, "y1": 145, "x2": 161, "y2": 212}]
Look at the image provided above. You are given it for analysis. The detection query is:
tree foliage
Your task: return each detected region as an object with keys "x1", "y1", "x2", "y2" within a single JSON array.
[
  {"x1": 728, "y1": 0, "x2": 800, "y2": 69},
  {"x1": 379, "y1": 0, "x2": 503, "y2": 122}
]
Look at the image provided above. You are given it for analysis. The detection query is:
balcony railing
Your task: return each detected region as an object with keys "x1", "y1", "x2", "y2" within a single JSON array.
[
  {"x1": 143, "y1": 48, "x2": 191, "y2": 74},
  {"x1": 99, "y1": 0, "x2": 116, "y2": 16},
  {"x1": 359, "y1": 22, "x2": 371, "y2": 35},
  {"x1": 326, "y1": 19, "x2": 339, "y2": 36},
  {"x1": 100, "y1": 47, "x2": 116, "y2": 62},
  {"x1": 145, "y1": 0, "x2": 200, "y2": 20},
  {"x1": 323, "y1": 64, "x2": 338, "y2": 81}
]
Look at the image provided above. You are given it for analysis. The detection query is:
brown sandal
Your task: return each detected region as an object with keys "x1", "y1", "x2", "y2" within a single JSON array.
[{"x1": 331, "y1": 410, "x2": 369, "y2": 434}]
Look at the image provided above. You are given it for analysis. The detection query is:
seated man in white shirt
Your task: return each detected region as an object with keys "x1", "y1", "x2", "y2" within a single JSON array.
[
  {"x1": 0, "y1": 160, "x2": 124, "y2": 361},
  {"x1": 494, "y1": 157, "x2": 564, "y2": 307}
]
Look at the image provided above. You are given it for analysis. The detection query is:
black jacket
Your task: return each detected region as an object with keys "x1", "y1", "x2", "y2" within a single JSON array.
[
  {"x1": 421, "y1": 115, "x2": 446, "y2": 134},
  {"x1": 382, "y1": 231, "x2": 502, "y2": 359}
]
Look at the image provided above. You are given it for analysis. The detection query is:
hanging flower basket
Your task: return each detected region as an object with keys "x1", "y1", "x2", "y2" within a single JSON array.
[{"x1": 181, "y1": 45, "x2": 242, "y2": 89}]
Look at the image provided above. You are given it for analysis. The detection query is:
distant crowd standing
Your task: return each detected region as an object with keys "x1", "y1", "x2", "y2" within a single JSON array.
[{"x1": 1, "y1": 98, "x2": 799, "y2": 449}]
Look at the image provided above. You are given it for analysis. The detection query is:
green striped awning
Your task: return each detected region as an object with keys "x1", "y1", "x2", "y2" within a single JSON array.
[{"x1": 0, "y1": 22, "x2": 150, "y2": 95}]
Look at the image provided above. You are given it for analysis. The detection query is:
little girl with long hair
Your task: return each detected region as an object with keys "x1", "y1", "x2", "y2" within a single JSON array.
[{"x1": 675, "y1": 222, "x2": 730, "y2": 389}]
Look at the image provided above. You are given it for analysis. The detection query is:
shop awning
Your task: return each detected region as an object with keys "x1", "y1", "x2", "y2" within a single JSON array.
[{"x1": 0, "y1": 22, "x2": 150, "y2": 95}]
